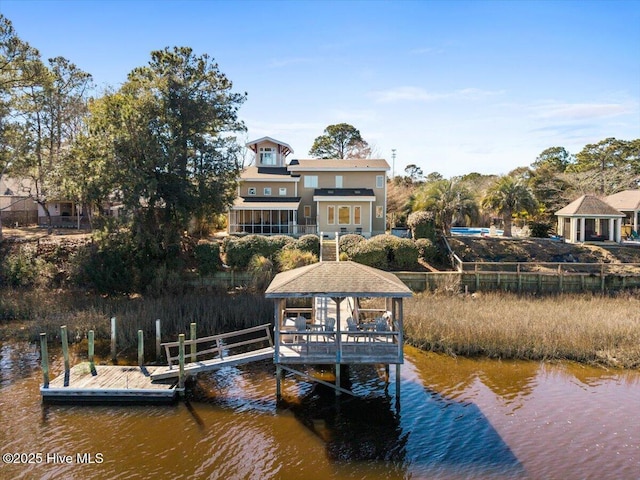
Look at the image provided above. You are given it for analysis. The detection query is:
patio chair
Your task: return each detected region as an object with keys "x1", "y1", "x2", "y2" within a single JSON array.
[
  {"x1": 294, "y1": 315, "x2": 307, "y2": 343},
  {"x1": 323, "y1": 317, "x2": 336, "y2": 342},
  {"x1": 346, "y1": 316, "x2": 360, "y2": 342}
]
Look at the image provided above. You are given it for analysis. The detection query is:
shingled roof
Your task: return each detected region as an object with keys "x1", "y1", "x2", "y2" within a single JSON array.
[
  {"x1": 555, "y1": 195, "x2": 624, "y2": 217},
  {"x1": 264, "y1": 261, "x2": 412, "y2": 298},
  {"x1": 606, "y1": 190, "x2": 640, "y2": 211}
]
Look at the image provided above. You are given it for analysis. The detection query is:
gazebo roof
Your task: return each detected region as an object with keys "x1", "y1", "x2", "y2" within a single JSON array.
[
  {"x1": 555, "y1": 195, "x2": 624, "y2": 217},
  {"x1": 264, "y1": 261, "x2": 413, "y2": 298}
]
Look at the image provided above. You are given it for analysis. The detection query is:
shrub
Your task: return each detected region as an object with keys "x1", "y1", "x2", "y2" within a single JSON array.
[
  {"x1": 248, "y1": 255, "x2": 274, "y2": 292},
  {"x1": 194, "y1": 242, "x2": 221, "y2": 276},
  {"x1": 529, "y1": 221, "x2": 552, "y2": 238},
  {"x1": 339, "y1": 233, "x2": 365, "y2": 258},
  {"x1": 294, "y1": 234, "x2": 320, "y2": 256},
  {"x1": 277, "y1": 248, "x2": 318, "y2": 271},
  {"x1": 224, "y1": 235, "x2": 270, "y2": 269},
  {"x1": 407, "y1": 211, "x2": 436, "y2": 240},
  {"x1": 415, "y1": 238, "x2": 439, "y2": 263},
  {"x1": 350, "y1": 240, "x2": 388, "y2": 269},
  {"x1": 392, "y1": 238, "x2": 419, "y2": 269}
]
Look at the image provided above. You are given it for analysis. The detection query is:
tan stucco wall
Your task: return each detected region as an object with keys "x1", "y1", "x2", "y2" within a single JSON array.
[{"x1": 239, "y1": 180, "x2": 297, "y2": 197}]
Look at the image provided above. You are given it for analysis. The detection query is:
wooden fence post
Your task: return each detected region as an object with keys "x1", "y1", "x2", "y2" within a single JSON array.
[
  {"x1": 40, "y1": 333, "x2": 49, "y2": 388},
  {"x1": 88, "y1": 330, "x2": 95, "y2": 369},
  {"x1": 190, "y1": 322, "x2": 197, "y2": 362}
]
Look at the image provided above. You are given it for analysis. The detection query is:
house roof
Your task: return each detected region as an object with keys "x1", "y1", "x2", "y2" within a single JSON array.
[
  {"x1": 555, "y1": 195, "x2": 625, "y2": 217},
  {"x1": 232, "y1": 197, "x2": 301, "y2": 210},
  {"x1": 240, "y1": 165, "x2": 298, "y2": 181},
  {"x1": 245, "y1": 137, "x2": 293, "y2": 156},
  {"x1": 605, "y1": 190, "x2": 640, "y2": 211},
  {"x1": 287, "y1": 158, "x2": 390, "y2": 171},
  {"x1": 265, "y1": 261, "x2": 412, "y2": 298}
]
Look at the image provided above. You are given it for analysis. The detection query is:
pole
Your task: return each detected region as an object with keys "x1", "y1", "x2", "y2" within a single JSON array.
[
  {"x1": 40, "y1": 333, "x2": 49, "y2": 388},
  {"x1": 88, "y1": 330, "x2": 95, "y2": 369},
  {"x1": 138, "y1": 329, "x2": 144, "y2": 367},
  {"x1": 155, "y1": 319, "x2": 161, "y2": 362},
  {"x1": 190, "y1": 322, "x2": 197, "y2": 363},
  {"x1": 110, "y1": 317, "x2": 117, "y2": 363},
  {"x1": 60, "y1": 325, "x2": 70, "y2": 373},
  {"x1": 178, "y1": 334, "x2": 185, "y2": 393}
]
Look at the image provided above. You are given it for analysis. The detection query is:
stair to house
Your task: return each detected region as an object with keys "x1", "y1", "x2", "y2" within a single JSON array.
[{"x1": 321, "y1": 240, "x2": 337, "y2": 262}]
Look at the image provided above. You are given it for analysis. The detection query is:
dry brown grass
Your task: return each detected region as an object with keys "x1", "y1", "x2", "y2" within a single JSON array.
[{"x1": 404, "y1": 291, "x2": 640, "y2": 369}]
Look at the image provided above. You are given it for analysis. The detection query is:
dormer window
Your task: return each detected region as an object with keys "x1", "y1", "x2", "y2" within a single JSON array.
[{"x1": 260, "y1": 147, "x2": 276, "y2": 166}]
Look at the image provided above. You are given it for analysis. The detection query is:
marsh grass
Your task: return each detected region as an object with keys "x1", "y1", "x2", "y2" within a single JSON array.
[
  {"x1": 0, "y1": 289, "x2": 273, "y2": 356},
  {"x1": 404, "y1": 291, "x2": 640, "y2": 368}
]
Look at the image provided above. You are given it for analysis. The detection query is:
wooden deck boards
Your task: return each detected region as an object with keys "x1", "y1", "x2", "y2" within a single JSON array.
[{"x1": 41, "y1": 363, "x2": 177, "y2": 403}]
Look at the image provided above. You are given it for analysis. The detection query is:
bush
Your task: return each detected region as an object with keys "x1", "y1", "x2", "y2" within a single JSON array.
[
  {"x1": 407, "y1": 211, "x2": 436, "y2": 240},
  {"x1": 224, "y1": 235, "x2": 270, "y2": 269},
  {"x1": 194, "y1": 242, "x2": 221, "y2": 276},
  {"x1": 248, "y1": 255, "x2": 274, "y2": 292},
  {"x1": 415, "y1": 238, "x2": 439, "y2": 263},
  {"x1": 277, "y1": 248, "x2": 318, "y2": 271},
  {"x1": 294, "y1": 234, "x2": 320, "y2": 256},
  {"x1": 392, "y1": 238, "x2": 419, "y2": 269},
  {"x1": 339, "y1": 234, "x2": 365, "y2": 258},
  {"x1": 350, "y1": 240, "x2": 388, "y2": 269},
  {"x1": 529, "y1": 221, "x2": 552, "y2": 238}
]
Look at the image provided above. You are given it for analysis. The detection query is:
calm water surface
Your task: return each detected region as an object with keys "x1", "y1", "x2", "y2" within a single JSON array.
[{"x1": 1, "y1": 342, "x2": 639, "y2": 479}]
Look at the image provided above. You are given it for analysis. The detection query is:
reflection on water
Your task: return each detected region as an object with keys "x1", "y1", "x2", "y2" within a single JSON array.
[{"x1": 0, "y1": 342, "x2": 639, "y2": 479}]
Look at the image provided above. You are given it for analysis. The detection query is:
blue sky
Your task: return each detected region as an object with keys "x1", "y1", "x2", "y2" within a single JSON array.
[{"x1": 1, "y1": 0, "x2": 638, "y2": 178}]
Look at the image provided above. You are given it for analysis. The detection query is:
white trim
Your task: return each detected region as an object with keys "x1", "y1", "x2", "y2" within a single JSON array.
[
  {"x1": 288, "y1": 166, "x2": 389, "y2": 172},
  {"x1": 240, "y1": 177, "x2": 299, "y2": 182}
]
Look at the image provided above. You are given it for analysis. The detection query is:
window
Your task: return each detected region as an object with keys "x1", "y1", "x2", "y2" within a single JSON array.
[
  {"x1": 279, "y1": 187, "x2": 287, "y2": 196},
  {"x1": 335, "y1": 175, "x2": 343, "y2": 188},
  {"x1": 327, "y1": 206, "x2": 335, "y2": 225},
  {"x1": 259, "y1": 147, "x2": 276, "y2": 165},
  {"x1": 376, "y1": 205, "x2": 383, "y2": 218},
  {"x1": 248, "y1": 187, "x2": 256, "y2": 196},
  {"x1": 303, "y1": 205, "x2": 311, "y2": 218},
  {"x1": 354, "y1": 206, "x2": 361, "y2": 225},
  {"x1": 264, "y1": 187, "x2": 272, "y2": 195},
  {"x1": 304, "y1": 175, "x2": 318, "y2": 188},
  {"x1": 338, "y1": 206, "x2": 350, "y2": 225},
  {"x1": 376, "y1": 175, "x2": 384, "y2": 188}
]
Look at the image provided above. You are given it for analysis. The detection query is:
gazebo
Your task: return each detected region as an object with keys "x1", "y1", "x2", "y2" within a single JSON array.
[
  {"x1": 264, "y1": 261, "x2": 412, "y2": 399},
  {"x1": 555, "y1": 195, "x2": 624, "y2": 243}
]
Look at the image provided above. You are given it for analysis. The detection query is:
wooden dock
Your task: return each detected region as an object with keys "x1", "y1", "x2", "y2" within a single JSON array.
[{"x1": 41, "y1": 363, "x2": 178, "y2": 404}]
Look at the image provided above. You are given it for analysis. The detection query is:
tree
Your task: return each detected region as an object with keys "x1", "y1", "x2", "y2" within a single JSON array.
[
  {"x1": 410, "y1": 178, "x2": 478, "y2": 235},
  {"x1": 404, "y1": 164, "x2": 424, "y2": 183},
  {"x1": 11, "y1": 56, "x2": 93, "y2": 232},
  {"x1": 309, "y1": 123, "x2": 370, "y2": 159},
  {"x1": 531, "y1": 146, "x2": 574, "y2": 173},
  {"x1": 93, "y1": 46, "x2": 246, "y2": 247},
  {"x1": 481, "y1": 175, "x2": 537, "y2": 237}
]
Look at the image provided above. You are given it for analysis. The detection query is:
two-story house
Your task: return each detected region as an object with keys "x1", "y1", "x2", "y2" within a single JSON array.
[{"x1": 228, "y1": 137, "x2": 389, "y2": 238}]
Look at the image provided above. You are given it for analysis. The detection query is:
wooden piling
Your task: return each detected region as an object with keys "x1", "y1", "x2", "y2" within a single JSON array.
[
  {"x1": 110, "y1": 317, "x2": 117, "y2": 363},
  {"x1": 138, "y1": 329, "x2": 144, "y2": 367},
  {"x1": 190, "y1": 322, "x2": 197, "y2": 362},
  {"x1": 40, "y1": 333, "x2": 49, "y2": 388},
  {"x1": 88, "y1": 330, "x2": 95, "y2": 367},
  {"x1": 155, "y1": 319, "x2": 161, "y2": 362},
  {"x1": 60, "y1": 325, "x2": 70, "y2": 373},
  {"x1": 178, "y1": 334, "x2": 185, "y2": 393}
]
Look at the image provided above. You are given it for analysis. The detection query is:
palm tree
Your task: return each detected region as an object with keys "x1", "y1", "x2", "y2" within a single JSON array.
[
  {"x1": 410, "y1": 179, "x2": 478, "y2": 234},
  {"x1": 482, "y1": 176, "x2": 537, "y2": 237}
]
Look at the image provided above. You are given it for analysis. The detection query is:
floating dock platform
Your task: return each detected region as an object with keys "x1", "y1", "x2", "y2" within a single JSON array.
[{"x1": 40, "y1": 362, "x2": 178, "y2": 404}]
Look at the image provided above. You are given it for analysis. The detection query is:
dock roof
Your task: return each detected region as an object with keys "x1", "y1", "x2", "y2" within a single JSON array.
[{"x1": 265, "y1": 261, "x2": 412, "y2": 298}]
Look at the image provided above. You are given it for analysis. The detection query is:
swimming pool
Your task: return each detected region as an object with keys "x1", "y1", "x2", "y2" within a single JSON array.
[{"x1": 450, "y1": 227, "x2": 504, "y2": 236}]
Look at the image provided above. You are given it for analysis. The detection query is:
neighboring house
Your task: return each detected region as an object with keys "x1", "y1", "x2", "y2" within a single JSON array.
[
  {"x1": 228, "y1": 137, "x2": 390, "y2": 237},
  {"x1": 605, "y1": 190, "x2": 640, "y2": 237},
  {"x1": 555, "y1": 195, "x2": 624, "y2": 243},
  {"x1": 0, "y1": 176, "x2": 38, "y2": 227}
]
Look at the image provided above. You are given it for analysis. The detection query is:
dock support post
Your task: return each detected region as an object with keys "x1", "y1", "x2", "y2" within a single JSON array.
[
  {"x1": 335, "y1": 364, "x2": 341, "y2": 396},
  {"x1": 155, "y1": 319, "x2": 161, "y2": 362},
  {"x1": 138, "y1": 329, "x2": 144, "y2": 367},
  {"x1": 40, "y1": 333, "x2": 49, "y2": 388},
  {"x1": 276, "y1": 365, "x2": 282, "y2": 400},
  {"x1": 110, "y1": 317, "x2": 117, "y2": 363},
  {"x1": 178, "y1": 334, "x2": 185, "y2": 394},
  {"x1": 61, "y1": 325, "x2": 70, "y2": 373},
  {"x1": 396, "y1": 364, "x2": 401, "y2": 407},
  {"x1": 190, "y1": 322, "x2": 197, "y2": 363},
  {"x1": 88, "y1": 330, "x2": 95, "y2": 374}
]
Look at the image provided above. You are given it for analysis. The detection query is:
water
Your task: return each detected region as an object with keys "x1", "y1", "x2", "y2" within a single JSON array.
[{"x1": 1, "y1": 342, "x2": 639, "y2": 479}]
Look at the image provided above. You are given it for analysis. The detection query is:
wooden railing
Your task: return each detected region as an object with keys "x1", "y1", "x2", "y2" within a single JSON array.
[{"x1": 162, "y1": 324, "x2": 273, "y2": 369}]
